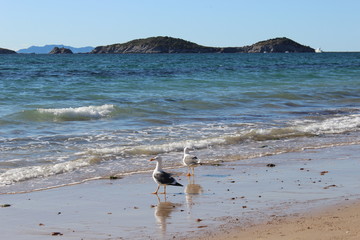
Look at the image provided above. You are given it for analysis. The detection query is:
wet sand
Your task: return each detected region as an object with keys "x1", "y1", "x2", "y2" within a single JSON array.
[{"x1": 1, "y1": 144, "x2": 360, "y2": 239}]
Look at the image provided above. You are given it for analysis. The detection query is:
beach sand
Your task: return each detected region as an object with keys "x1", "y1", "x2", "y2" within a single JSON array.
[
  {"x1": 1, "y1": 144, "x2": 360, "y2": 239},
  {"x1": 200, "y1": 200, "x2": 360, "y2": 240}
]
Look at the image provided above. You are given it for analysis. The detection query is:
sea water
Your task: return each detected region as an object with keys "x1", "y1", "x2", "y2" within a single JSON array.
[{"x1": 0, "y1": 53, "x2": 359, "y2": 193}]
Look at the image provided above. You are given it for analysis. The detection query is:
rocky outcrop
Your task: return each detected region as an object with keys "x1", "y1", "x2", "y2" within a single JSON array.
[
  {"x1": 49, "y1": 47, "x2": 73, "y2": 54},
  {"x1": 0, "y1": 48, "x2": 17, "y2": 54},
  {"x1": 91, "y1": 36, "x2": 314, "y2": 54},
  {"x1": 243, "y1": 37, "x2": 314, "y2": 53}
]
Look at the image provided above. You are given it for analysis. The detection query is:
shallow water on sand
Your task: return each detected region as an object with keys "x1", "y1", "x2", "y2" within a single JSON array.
[{"x1": 1, "y1": 145, "x2": 360, "y2": 239}]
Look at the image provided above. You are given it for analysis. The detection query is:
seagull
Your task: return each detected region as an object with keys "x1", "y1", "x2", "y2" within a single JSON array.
[
  {"x1": 149, "y1": 156, "x2": 183, "y2": 194},
  {"x1": 182, "y1": 147, "x2": 200, "y2": 176}
]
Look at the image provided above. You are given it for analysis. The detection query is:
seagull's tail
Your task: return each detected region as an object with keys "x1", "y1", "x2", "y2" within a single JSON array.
[{"x1": 172, "y1": 182, "x2": 183, "y2": 187}]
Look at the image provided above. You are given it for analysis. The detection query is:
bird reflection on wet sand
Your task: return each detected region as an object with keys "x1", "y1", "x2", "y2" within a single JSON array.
[
  {"x1": 184, "y1": 176, "x2": 203, "y2": 210},
  {"x1": 153, "y1": 194, "x2": 182, "y2": 235}
]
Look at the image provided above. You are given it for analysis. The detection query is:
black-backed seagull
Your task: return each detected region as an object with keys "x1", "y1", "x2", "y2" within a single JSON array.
[{"x1": 149, "y1": 156, "x2": 183, "y2": 194}]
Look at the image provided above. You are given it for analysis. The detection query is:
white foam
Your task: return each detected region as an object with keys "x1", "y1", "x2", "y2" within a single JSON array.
[
  {"x1": 37, "y1": 104, "x2": 115, "y2": 120},
  {"x1": 87, "y1": 113, "x2": 360, "y2": 158},
  {"x1": 295, "y1": 114, "x2": 360, "y2": 134},
  {"x1": 88, "y1": 136, "x2": 227, "y2": 157},
  {"x1": 0, "y1": 159, "x2": 90, "y2": 186}
]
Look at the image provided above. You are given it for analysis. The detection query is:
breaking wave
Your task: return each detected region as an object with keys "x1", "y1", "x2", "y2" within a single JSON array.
[
  {"x1": 12, "y1": 104, "x2": 117, "y2": 122},
  {"x1": 37, "y1": 104, "x2": 116, "y2": 121},
  {"x1": 0, "y1": 158, "x2": 91, "y2": 187}
]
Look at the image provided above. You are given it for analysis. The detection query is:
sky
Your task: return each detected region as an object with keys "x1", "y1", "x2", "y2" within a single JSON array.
[{"x1": 1, "y1": 0, "x2": 360, "y2": 52}]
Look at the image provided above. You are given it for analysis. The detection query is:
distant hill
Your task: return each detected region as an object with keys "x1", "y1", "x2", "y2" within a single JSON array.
[
  {"x1": 17, "y1": 45, "x2": 94, "y2": 54},
  {"x1": 91, "y1": 36, "x2": 314, "y2": 54},
  {"x1": 0, "y1": 47, "x2": 17, "y2": 54}
]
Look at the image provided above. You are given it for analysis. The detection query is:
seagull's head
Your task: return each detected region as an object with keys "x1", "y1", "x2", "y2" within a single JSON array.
[
  {"x1": 184, "y1": 147, "x2": 191, "y2": 154},
  {"x1": 149, "y1": 156, "x2": 162, "y2": 163}
]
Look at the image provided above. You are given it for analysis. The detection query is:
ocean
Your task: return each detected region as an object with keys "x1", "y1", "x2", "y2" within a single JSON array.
[{"x1": 1, "y1": 53, "x2": 359, "y2": 194}]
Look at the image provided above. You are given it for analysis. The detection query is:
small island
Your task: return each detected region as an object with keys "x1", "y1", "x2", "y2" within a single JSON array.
[
  {"x1": 91, "y1": 36, "x2": 315, "y2": 54},
  {"x1": 49, "y1": 47, "x2": 73, "y2": 54}
]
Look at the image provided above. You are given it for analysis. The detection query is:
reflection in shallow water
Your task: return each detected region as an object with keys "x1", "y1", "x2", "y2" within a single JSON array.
[
  {"x1": 154, "y1": 194, "x2": 182, "y2": 235},
  {"x1": 152, "y1": 176, "x2": 204, "y2": 236},
  {"x1": 184, "y1": 176, "x2": 203, "y2": 210}
]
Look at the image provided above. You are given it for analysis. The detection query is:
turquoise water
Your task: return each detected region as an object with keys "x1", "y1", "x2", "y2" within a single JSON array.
[{"x1": 1, "y1": 53, "x2": 359, "y2": 193}]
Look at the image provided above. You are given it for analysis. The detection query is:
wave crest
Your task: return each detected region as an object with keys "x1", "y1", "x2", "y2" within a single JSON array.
[
  {"x1": 9, "y1": 104, "x2": 118, "y2": 122},
  {"x1": 37, "y1": 104, "x2": 116, "y2": 121}
]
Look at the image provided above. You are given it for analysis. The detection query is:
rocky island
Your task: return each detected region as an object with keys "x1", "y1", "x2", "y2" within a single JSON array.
[
  {"x1": 0, "y1": 48, "x2": 17, "y2": 54},
  {"x1": 91, "y1": 36, "x2": 314, "y2": 54},
  {"x1": 49, "y1": 47, "x2": 73, "y2": 54},
  {"x1": 91, "y1": 36, "x2": 217, "y2": 54},
  {"x1": 242, "y1": 37, "x2": 314, "y2": 53}
]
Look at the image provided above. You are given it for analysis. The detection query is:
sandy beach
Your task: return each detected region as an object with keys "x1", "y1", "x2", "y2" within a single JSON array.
[
  {"x1": 1, "y1": 144, "x2": 360, "y2": 239},
  {"x1": 201, "y1": 200, "x2": 360, "y2": 240}
]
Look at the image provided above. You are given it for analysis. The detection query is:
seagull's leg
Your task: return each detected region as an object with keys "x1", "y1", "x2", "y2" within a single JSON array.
[
  {"x1": 162, "y1": 185, "x2": 166, "y2": 194},
  {"x1": 186, "y1": 167, "x2": 192, "y2": 176},
  {"x1": 152, "y1": 185, "x2": 160, "y2": 194}
]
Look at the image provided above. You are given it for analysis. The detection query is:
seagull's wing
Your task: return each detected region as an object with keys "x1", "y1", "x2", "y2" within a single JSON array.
[
  {"x1": 184, "y1": 154, "x2": 199, "y2": 166},
  {"x1": 154, "y1": 171, "x2": 182, "y2": 186}
]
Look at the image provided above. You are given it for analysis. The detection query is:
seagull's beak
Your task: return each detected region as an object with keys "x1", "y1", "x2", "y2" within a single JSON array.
[{"x1": 149, "y1": 158, "x2": 155, "y2": 162}]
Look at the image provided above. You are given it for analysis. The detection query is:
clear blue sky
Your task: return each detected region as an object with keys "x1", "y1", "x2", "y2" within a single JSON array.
[{"x1": 2, "y1": 0, "x2": 360, "y2": 51}]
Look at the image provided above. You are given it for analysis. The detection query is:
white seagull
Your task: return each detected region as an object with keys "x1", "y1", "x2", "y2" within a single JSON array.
[
  {"x1": 149, "y1": 156, "x2": 183, "y2": 194},
  {"x1": 182, "y1": 147, "x2": 200, "y2": 176}
]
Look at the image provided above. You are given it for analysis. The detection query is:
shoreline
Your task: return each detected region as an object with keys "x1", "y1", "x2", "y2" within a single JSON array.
[{"x1": 1, "y1": 144, "x2": 360, "y2": 239}]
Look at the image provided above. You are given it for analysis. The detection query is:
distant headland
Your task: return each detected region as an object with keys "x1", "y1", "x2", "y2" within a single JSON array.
[
  {"x1": 0, "y1": 37, "x2": 315, "y2": 54},
  {"x1": 0, "y1": 47, "x2": 17, "y2": 54}
]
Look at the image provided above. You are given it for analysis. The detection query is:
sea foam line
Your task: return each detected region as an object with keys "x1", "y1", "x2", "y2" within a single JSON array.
[
  {"x1": 0, "y1": 159, "x2": 91, "y2": 187},
  {"x1": 293, "y1": 114, "x2": 360, "y2": 134},
  {"x1": 88, "y1": 113, "x2": 360, "y2": 157}
]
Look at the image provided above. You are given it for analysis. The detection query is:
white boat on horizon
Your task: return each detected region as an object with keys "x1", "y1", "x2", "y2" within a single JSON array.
[{"x1": 315, "y1": 48, "x2": 323, "y2": 53}]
